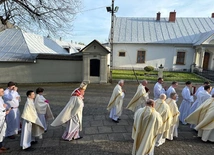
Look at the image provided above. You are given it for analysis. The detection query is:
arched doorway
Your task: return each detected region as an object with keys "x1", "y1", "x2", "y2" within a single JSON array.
[
  {"x1": 90, "y1": 59, "x2": 100, "y2": 76},
  {"x1": 203, "y1": 52, "x2": 210, "y2": 70}
]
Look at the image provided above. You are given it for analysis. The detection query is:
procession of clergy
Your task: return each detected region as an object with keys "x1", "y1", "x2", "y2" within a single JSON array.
[
  {"x1": 107, "y1": 79, "x2": 214, "y2": 155},
  {"x1": 1, "y1": 79, "x2": 214, "y2": 154}
]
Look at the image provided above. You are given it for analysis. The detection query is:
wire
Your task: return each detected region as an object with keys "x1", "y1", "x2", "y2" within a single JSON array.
[{"x1": 75, "y1": 6, "x2": 108, "y2": 14}]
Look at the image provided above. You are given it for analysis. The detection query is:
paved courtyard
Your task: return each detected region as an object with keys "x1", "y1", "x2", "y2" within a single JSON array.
[{"x1": 3, "y1": 82, "x2": 214, "y2": 155}]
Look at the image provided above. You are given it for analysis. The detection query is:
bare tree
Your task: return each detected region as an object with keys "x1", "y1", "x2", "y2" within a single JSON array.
[{"x1": 0, "y1": 0, "x2": 81, "y2": 37}]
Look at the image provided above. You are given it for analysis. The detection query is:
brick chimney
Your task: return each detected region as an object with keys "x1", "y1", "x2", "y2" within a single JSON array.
[
  {"x1": 169, "y1": 10, "x2": 176, "y2": 22},
  {"x1": 212, "y1": 13, "x2": 214, "y2": 18},
  {"x1": 156, "y1": 12, "x2": 161, "y2": 21}
]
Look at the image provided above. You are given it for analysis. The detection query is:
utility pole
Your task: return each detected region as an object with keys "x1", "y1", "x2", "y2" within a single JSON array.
[
  {"x1": 109, "y1": 0, "x2": 115, "y2": 83},
  {"x1": 106, "y1": 0, "x2": 118, "y2": 83}
]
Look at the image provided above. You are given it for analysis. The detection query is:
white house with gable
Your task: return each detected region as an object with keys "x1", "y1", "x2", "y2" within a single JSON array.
[{"x1": 112, "y1": 11, "x2": 214, "y2": 71}]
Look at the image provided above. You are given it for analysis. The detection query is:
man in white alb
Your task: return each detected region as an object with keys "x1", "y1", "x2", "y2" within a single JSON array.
[
  {"x1": 154, "y1": 94, "x2": 172, "y2": 147},
  {"x1": 126, "y1": 80, "x2": 149, "y2": 112},
  {"x1": 107, "y1": 80, "x2": 125, "y2": 123},
  {"x1": 3, "y1": 82, "x2": 21, "y2": 139},
  {"x1": 153, "y1": 78, "x2": 166, "y2": 100},
  {"x1": 165, "y1": 92, "x2": 180, "y2": 140},
  {"x1": 132, "y1": 99, "x2": 163, "y2": 155},
  {"x1": 179, "y1": 81, "x2": 194, "y2": 125},
  {"x1": 166, "y1": 81, "x2": 178, "y2": 100},
  {"x1": 20, "y1": 90, "x2": 44, "y2": 150}
]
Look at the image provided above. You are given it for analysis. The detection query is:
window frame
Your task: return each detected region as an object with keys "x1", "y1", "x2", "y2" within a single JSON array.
[
  {"x1": 136, "y1": 50, "x2": 146, "y2": 63},
  {"x1": 118, "y1": 51, "x2": 126, "y2": 57},
  {"x1": 176, "y1": 51, "x2": 186, "y2": 65}
]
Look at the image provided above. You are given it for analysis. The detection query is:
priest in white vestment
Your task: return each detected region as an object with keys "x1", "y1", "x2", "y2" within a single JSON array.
[
  {"x1": 3, "y1": 82, "x2": 21, "y2": 139},
  {"x1": 189, "y1": 85, "x2": 211, "y2": 128},
  {"x1": 51, "y1": 82, "x2": 87, "y2": 141},
  {"x1": 195, "y1": 81, "x2": 210, "y2": 97},
  {"x1": 107, "y1": 80, "x2": 125, "y2": 123},
  {"x1": 132, "y1": 99, "x2": 163, "y2": 155},
  {"x1": 179, "y1": 81, "x2": 194, "y2": 125},
  {"x1": 165, "y1": 92, "x2": 180, "y2": 140},
  {"x1": 126, "y1": 80, "x2": 149, "y2": 112},
  {"x1": 185, "y1": 97, "x2": 214, "y2": 142},
  {"x1": 0, "y1": 87, "x2": 10, "y2": 153},
  {"x1": 154, "y1": 94, "x2": 172, "y2": 147},
  {"x1": 166, "y1": 81, "x2": 178, "y2": 100},
  {"x1": 20, "y1": 90, "x2": 45, "y2": 150},
  {"x1": 35, "y1": 87, "x2": 54, "y2": 132},
  {"x1": 153, "y1": 78, "x2": 166, "y2": 100}
]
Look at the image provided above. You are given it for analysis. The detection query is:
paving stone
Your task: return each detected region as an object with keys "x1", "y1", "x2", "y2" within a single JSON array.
[
  {"x1": 94, "y1": 115, "x2": 106, "y2": 120},
  {"x1": 90, "y1": 120, "x2": 103, "y2": 126},
  {"x1": 93, "y1": 134, "x2": 109, "y2": 142},
  {"x1": 123, "y1": 133, "x2": 133, "y2": 141},
  {"x1": 76, "y1": 135, "x2": 93, "y2": 144},
  {"x1": 98, "y1": 126, "x2": 112, "y2": 133},
  {"x1": 112, "y1": 126, "x2": 127, "y2": 133},
  {"x1": 116, "y1": 120, "x2": 129, "y2": 125},
  {"x1": 103, "y1": 120, "x2": 117, "y2": 126},
  {"x1": 108, "y1": 133, "x2": 125, "y2": 141},
  {"x1": 84, "y1": 127, "x2": 99, "y2": 135}
]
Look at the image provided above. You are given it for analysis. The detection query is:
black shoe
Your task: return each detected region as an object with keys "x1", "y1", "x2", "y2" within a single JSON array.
[
  {"x1": 30, "y1": 141, "x2": 38, "y2": 145},
  {"x1": 112, "y1": 119, "x2": 119, "y2": 123},
  {"x1": 74, "y1": 136, "x2": 83, "y2": 140},
  {"x1": 24, "y1": 147, "x2": 35, "y2": 151}
]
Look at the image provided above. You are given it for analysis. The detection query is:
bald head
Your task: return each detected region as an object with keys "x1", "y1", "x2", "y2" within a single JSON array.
[
  {"x1": 159, "y1": 94, "x2": 166, "y2": 100},
  {"x1": 141, "y1": 80, "x2": 148, "y2": 86},
  {"x1": 146, "y1": 99, "x2": 155, "y2": 107},
  {"x1": 170, "y1": 92, "x2": 177, "y2": 100},
  {"x1": 118, "y1": 80, "x2": 124, "y2": 87}
]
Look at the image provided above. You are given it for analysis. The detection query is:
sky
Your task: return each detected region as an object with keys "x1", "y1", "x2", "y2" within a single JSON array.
[{"x1": 68, "y1": 0, "x2": 214, "y2": 45}]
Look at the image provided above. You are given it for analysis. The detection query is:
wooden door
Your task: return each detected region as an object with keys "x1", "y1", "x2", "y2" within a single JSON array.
[{"x1": 203, "y1": 52, "x2": 210, "y2": 70}]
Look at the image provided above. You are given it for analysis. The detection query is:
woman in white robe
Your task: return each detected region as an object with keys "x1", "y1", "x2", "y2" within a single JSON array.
[{"x1": 51, "y1": 82, "x2": 87, "y2": 141}]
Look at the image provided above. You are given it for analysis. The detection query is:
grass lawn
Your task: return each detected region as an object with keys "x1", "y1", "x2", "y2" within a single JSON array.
[{"x1": 112, "y1": 69, "x2": 205, "y2": 82}]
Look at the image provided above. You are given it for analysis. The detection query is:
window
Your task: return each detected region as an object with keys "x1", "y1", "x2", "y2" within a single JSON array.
[
  {"x1": 119, "y1": 52, "x2": 125, "y2": 57},
  {"x1": 176, "y1": 52, "x2": 185, "y2": 64},
  {"x1": 137, "y1": 51, "x2": 146, "y2": 63}
]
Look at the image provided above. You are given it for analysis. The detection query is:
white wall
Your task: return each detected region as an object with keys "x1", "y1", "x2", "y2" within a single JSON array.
[
  {"x1": 113, "y1": 43, "x2": 194, "y2": 70},
  {"x1": 0, "y1": 59, "x2": 82, "y2": 83}
]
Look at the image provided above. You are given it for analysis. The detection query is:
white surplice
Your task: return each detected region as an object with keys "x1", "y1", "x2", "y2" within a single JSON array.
[
  {"x1": 35, "y1": 94, "x2": 54, "y2": 131},
  {"x1": 20, "y1": 98, "x2": 44, "y2": 149},
  {"x1": 126, "y1": 84, "x2": 149, "y2": 112},
  {"x1": 179, "y1": 86, "x2": 193, "y2": 124},
  {"x1": 153, "y1": 82, "x2": 165, "y2": 100},
  {"x1": 107, "y1": 84, "x2": 125, "y2": 121},
  {"x1": 0, "y1": 97, "x2": 6, "y2": 142},
  {"x1": 4, "y1": 90, "x2": 21, "y2": 136}
]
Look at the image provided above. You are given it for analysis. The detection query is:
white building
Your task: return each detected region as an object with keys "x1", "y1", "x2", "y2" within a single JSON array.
[{"x1": 112, "y1": 11, "x2": 214, "y2": 71}]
